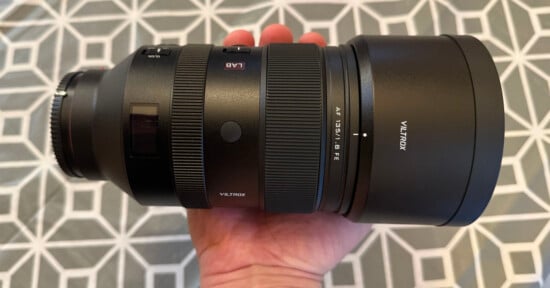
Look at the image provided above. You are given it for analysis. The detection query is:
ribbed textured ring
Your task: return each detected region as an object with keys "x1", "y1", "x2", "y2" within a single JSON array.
[
  {"x1": 171, "y1": 45, "x2": 212, "y2": 208},
  {"x1": 264, "y1": 44, "x2": 324, "y2": 213}
]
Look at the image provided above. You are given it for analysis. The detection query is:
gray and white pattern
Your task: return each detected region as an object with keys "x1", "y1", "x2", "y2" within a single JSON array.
[{"x1": 0, "y1": 0, "x2": 549, "y2": 287}]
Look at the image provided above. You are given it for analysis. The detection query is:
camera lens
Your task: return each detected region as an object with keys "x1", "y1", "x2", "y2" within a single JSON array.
[{"x1": 50, "y1": 35, "x2": 504, "y2": 226}]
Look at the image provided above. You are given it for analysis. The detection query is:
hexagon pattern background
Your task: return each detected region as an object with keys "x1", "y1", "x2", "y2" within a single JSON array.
[{"x1": 0, "y1": 0, "x2": 549, "y2": 287}]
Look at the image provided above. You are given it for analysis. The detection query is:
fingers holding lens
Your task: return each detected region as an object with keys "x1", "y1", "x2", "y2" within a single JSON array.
[
  {"x1": 259, "y1": 24, "x2": 294, "y2": 46},
  {"x1": 299, "y1": 32, "x2": 327, "y2": 47},
  {"x1": 223, "y1": 29, "x2": 255, "y2": 46},
  {"x1": 259, "y1": 25, "x2": 327, "y2": 47},
  {"x1": 225, "y1": 25, "x2": 327, "y2": 47}
]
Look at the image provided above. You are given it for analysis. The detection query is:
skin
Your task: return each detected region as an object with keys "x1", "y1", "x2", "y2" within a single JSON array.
[{"x1": 187, "y1": 24, "x2": 371, "y2": 288}]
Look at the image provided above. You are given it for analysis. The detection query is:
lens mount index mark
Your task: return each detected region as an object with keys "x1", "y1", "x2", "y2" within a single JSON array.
[{"x1": 352, "y1": 132, "x2": 368, "y2": 138}]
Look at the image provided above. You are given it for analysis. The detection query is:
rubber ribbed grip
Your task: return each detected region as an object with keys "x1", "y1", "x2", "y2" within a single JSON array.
[
  {"x1": 50, "y1": 72, "x2": 82, "y2": 177},
  {"x1": 264, "y1": 44, "x2": 324, "y2": 213},
  {"x1": 172, "y1": 45, "x2": 211, "y2": 208}
]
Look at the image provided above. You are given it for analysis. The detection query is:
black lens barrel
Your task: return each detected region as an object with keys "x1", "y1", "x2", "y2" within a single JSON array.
[
  {"x1": 51, "y1": 35, "x2": 503, "y2": 226},
  {"x1": 51, "y1": 70, "x2": 104, "y2": 179},
  {"x1": 319, "y1": 45, "x2": 362, "y2": 214}
]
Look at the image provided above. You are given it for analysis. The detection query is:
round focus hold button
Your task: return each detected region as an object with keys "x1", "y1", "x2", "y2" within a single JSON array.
[{"x1": 220, "y1": 121, "x2": 242, "y2": 143}]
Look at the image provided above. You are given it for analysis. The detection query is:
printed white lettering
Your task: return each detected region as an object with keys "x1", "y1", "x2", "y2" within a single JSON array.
[{"x1": 400, "y1": 121, "x2": 408, "y2": 151}]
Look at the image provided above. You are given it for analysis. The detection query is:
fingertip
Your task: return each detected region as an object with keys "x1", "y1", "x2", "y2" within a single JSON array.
[
  {"x1": 259, "y1": 24, "x2": 293, "y2": 46},
  {"x1": 298, "y1": 32, "x2": 327, "y2": 47},
  {"x1": 223, "y1": 29, "x2": 255, "y2": 46}
]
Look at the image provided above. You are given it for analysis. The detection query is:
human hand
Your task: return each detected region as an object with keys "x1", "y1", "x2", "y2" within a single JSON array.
[{"x1": 187, "y1": 24, "x2": 372, "y2": 288}]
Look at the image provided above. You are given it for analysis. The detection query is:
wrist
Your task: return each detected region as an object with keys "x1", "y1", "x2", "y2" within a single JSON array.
[{"x1": 200, "y1": 264, "x2": 322, "y2": 288}]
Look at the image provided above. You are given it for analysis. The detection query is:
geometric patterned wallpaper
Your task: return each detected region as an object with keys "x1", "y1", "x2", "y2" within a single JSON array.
[{"x1": 0, "y1": 0, "x2": 549, "y2": 287}]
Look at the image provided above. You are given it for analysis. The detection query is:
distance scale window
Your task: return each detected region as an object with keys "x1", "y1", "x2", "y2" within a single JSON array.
[{"x1": 130, "y1": 104, "x2": 159, "y2": 157}]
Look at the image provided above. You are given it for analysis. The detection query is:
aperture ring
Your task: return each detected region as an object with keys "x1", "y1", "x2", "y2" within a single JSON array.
[
  {"x1": 171, "y1": 45, "x2": 212, "y2": 208},
  {"x1": 264, "y1": 44, "x2": 324, "y2": 213}
]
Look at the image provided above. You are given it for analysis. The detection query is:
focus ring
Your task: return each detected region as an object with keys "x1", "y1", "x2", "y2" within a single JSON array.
[
  {"x1": 264, "y1": 44, "x2": 324, "y2": 213},
  {"x1": 172, "y1": 45, "x2": 212, "y2": 208}
]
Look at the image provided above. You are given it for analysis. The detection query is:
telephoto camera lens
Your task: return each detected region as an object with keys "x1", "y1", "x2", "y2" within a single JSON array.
[{"x1": 50, "y1": 35, "x2": 504, "y2": 226}]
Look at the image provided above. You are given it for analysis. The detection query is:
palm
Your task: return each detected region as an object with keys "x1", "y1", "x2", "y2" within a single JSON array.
[{"x1": 187, "y1": 208, "x2": 371, "y2": 276}]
